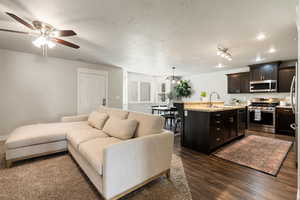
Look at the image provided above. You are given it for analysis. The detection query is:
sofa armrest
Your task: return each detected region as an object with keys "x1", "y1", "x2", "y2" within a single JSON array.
[
  {"x1": 61, "y1": 114, "x2": 89, "y2": 122},
  {"x1": 102, "y1": 130, "x2": 174, "y2": 199}
]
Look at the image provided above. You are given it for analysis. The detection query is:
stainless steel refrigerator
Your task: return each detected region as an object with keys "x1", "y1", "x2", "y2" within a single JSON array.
[{"x1": 290, "y1": 63, "x2": 298, "y2": 165}]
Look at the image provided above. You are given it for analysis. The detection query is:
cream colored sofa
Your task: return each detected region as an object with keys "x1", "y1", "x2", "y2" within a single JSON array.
[{"x1": 4, "y1": 107, "x2": 174, "y2": 200}]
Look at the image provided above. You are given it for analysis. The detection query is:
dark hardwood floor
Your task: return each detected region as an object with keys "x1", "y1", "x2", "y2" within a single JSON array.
[{"x1": 174, "y1": 130, "x2": 297, "y2": 200}]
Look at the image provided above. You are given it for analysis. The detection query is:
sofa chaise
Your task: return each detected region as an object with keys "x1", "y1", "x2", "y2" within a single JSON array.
[{"x1": 4, "y1": 107, "x2": 174, "y2": 200}]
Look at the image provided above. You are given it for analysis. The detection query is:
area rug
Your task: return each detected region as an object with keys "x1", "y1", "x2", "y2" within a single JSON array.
[
  {"x1": 213, "y1": 135, "x2": 293, "y2": 176},
  {"x1": 0, "y1": 143, "x2": 192, "y2": 200}
]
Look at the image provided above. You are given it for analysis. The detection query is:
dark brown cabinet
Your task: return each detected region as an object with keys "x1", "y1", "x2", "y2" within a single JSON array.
[
  {"x1": 237, "y1": 108, "x2": 247, "y2": 136},
  {"x1": 227, "y1": 74, "x2": 241, "y2": 93},
  {"x1": 227, "y1": 72, "x2": 250, "y2": 93},
  {"x1": 250, "y1": 67, "x2": 263, "y2": 81},
  {"x1": 183, "y1": 109, "x2": 245, "y2": 154},
  {"x1": 240, "y1": 73, "x2": 250, "y2": 93},
  {"x1": 249, "y1": 62, "x2": 280, "y2": 82},
  {"x1": 278, "y1": 60, "x2": 296, "y2": 93},
  {"x1": 227, "y1": 60, "x2": 297, "y2": 94},
  {"x1": 276, "y1": 107, "x2": 295, "y2": 135}
]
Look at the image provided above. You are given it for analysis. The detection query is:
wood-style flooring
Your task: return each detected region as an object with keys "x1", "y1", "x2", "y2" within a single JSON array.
[{"x1": 174, "y1": 130, "x2": 297, "y2": 200}]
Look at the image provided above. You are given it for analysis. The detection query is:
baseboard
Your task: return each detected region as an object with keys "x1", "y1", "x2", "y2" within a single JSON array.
[{"x1": 0, "y1": 135, "x2": 8, "y2": 141}]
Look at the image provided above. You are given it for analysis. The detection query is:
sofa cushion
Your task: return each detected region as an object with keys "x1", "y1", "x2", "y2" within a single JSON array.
[
  {"x1": 103, "y1": 118, "x2": 138, "y2": 140},
  {"x1": 61, "y1": 114, "x2": 89, "y2": 123},
  {"x1": 128, "y1": 112, "x2": 165, "y2": 137},
  {"x1": 5, "y1": 121, "x2": 91, "y2": 150},
  {"x1": 98, "y1": 106, "x2": 129, "y2": 119},
  {"x1": 65, "y1": 121, "x2": 92, "y2": 130},
  {"x1": 67, "y1": 128, "x2": 109, "y2": 149},
  {"x1": 78, "y1": 137, "x2": 122, "y2": 175},
  {"x1": 88, "y1": 112, "x2": 108, "y2": 130},
  {"x1": 6, "y1": 123, "x2": 65, "y2": 149}
]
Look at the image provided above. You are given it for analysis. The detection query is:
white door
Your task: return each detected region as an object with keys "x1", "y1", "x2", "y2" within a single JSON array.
[{"x1": 78, "y1": 68, "x2": 108, "y2": 114}]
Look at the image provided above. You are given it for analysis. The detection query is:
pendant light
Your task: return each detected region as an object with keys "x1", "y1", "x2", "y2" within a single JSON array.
[{"x1": 171, "y1": 67, "x2": 176, "y2": 84}]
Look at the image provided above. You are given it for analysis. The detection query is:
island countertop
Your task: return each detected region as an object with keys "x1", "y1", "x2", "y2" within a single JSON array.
[
  {"x1": 182, "y1": 101, "x2": 246, "y2": 112},
  {"x1": 184, "y1": 105, "x2": 246, "y2": 112}
]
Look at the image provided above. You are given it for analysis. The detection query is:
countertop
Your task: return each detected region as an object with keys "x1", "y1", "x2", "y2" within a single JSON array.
[
  {"x1": 276, "y1": 105, "x2": 292, "y2": 109},
  {"x1": 184, "y1": 105, "x2": 246, "y2": 112}
]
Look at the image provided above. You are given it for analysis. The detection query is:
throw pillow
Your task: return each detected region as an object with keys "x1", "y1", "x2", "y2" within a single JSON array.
[
  {"x1": 103, "y1": 117, "x2": 138, "y2": 140},
  {"x1": 88, "y1": 112, "x2": 109, "y2": 130}
]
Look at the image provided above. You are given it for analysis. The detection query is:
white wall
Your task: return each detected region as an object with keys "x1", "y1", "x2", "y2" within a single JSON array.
[
  {"x1": 0, "y1": 49, "x2": 123, "y2": 137},
  {"x1": 183, "y1": 67, "x2": 289, "y2": 104}
]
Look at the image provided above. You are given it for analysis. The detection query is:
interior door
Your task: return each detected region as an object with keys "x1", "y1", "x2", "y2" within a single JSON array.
[{"x1": 78, "y1": 69, "x2": 108, "y2": 114}]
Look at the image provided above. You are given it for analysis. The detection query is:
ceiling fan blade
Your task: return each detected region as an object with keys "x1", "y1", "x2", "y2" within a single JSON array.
[
  {"x1": 51, "y1": 38, "x2": 80, "y2": 49},
  {"x1": 52, "y1": 30, "x2": 77, "y2": 37},
  {"x1": 0, "y1": 28, "x2": 29, "y2": 34},
  {"x1": 5, "y1": 12, "x2": 34, "y2": 30}
]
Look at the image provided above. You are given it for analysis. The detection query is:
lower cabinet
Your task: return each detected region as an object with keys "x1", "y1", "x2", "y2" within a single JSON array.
[
  {"x1": 237, "y1": 108, "x2": 247, "y2": 136},
  {"x1": 183, "y1": 109, "x2": 245, "y2": 154},
  {"x1": 276, "y1": 107, "x2": 295, "y2": 135}
]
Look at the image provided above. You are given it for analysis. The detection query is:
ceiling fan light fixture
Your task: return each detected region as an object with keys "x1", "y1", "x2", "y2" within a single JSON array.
[
  {"x1": 1, "y1": 12, "x2": 79, "y2": 56},
  {"x1": 47, "y1": 40, "x2": 56, "y2": 48},
  {"x1": 33, "y1": 36, "x2": 47, "y2": 48},
  {"x1": 32, "y1": 36, "x2": 56, "y2": 49}
]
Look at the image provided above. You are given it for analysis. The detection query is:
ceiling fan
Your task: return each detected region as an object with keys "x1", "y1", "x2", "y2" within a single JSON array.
[{"x1": 0, "y1": 12, "x2": 80, "y2": 56}]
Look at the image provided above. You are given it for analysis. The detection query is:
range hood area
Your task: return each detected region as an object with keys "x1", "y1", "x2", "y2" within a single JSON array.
[{"x1": 226, "y1": 60, "x2": 297, "y2": 94}]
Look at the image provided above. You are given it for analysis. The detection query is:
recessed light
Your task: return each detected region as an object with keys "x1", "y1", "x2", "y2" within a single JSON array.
[
  {"x1": 256, "y1": 33, "x2": 266, "y2": 41},
  {"x1": 216, "y1": 63, "x2": 225, "y2": 68},
  {"x1": 256, "y1": 56, "x2": 265, "y2": 62},
  {"x1": 268, "y1": 47, "x2": 276, "y2": 53}
]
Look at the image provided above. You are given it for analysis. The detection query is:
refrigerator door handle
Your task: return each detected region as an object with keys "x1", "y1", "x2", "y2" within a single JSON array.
[
  {"x1": 290, "y1": 123, "x2": 297, "y2": 130},
  {"x1": 290, "y1": 75, "x2": 296, "y2": 114}
]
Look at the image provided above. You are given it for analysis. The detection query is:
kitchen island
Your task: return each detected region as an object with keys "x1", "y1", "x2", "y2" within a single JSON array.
[{"x1": 182, "y1": 102, "x2": 246, "y2": 154}]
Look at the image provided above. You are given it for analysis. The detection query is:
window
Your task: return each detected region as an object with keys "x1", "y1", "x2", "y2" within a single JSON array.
[
  {"x1": 128, "y1": 81, "x2": 138, "y2": 102},
  {"x1": 140, "y1": 82, "x2": 151, "y2": 102},
  {"x1": 128, "y1": 81, "x2": 152, "y2": 103}
]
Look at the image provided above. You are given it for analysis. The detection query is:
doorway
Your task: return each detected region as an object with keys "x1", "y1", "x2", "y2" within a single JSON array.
[{"x1": 77, "y1": 68, "x2": 108, "y2": 114}]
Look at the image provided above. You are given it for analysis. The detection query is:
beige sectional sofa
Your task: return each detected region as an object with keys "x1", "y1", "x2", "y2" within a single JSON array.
[{"x1": 4, "y1": 107, "x2": 174, "y2": 200}]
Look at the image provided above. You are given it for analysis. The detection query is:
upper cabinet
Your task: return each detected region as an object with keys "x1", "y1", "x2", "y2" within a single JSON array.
[
  {"x1": 227, "y1": 72, "x2": 250, "y2": 94},
  {"x1": 278, "y1": 60, "x2": 297, "y2": 93},
  {"x1": 226, "y1": 60, "x2": 297, "y2": 94},
  {"x1": 249, "y1": 62, "x2": 281, "y2": 82}
]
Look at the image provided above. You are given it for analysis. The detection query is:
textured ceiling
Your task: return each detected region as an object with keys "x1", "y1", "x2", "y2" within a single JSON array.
[{"x1": 0, "y1": 0, "x2": 298, "y2": 76}]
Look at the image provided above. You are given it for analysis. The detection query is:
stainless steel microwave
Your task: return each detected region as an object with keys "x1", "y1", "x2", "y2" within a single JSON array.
[{"x1": 250, "y1": 80, "x2": 277, "y2": 93}]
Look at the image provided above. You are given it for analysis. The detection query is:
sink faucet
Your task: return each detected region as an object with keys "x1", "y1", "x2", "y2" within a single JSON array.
[{"x1": 209, "y1": 91, "x2": 221, "y2": 107}]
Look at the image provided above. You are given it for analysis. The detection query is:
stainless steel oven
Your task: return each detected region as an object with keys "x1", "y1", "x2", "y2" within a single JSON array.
[
  {"x1": 247, "y1": 98, "x2": 279, "y2": 133},
  {"x1": 250, "y1": 80, "x2": 277, "y2": 93},
  {"x1": 248, "y1": 106, "x2": 276, "y2": 133}
]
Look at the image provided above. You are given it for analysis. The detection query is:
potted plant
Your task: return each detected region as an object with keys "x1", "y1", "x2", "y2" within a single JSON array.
[
  {"x1": 200, "y1": 91, "x2": 208, "y2": 102},
  {"x1": 174, "y1": 80, "x2": 192, "y2": 100}
]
